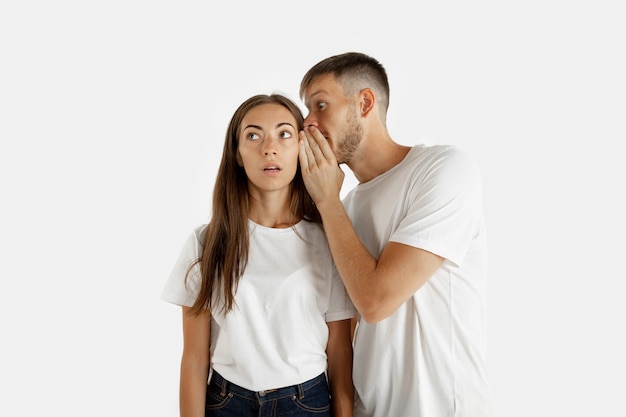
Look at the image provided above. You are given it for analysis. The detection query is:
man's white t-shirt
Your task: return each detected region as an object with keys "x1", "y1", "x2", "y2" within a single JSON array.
[
  {"x1": 346, "y1": 145, "x2": 494, "y2": 417},
  {"x1": 161, "y1": 219, "x2": 355, "y2": 391}
]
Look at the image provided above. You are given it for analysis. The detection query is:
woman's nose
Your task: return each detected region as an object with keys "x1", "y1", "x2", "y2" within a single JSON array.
[{"x1": 263, "y1": 136, "x2": 277, "y2": 155}]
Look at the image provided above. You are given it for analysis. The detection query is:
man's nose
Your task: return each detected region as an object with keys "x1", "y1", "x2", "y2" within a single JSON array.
[{"x1": 303, "y1": 114, "x2": 318, "y2": 128}]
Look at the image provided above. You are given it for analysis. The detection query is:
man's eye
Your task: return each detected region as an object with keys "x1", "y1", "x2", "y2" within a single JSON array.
[{"x1": 318, "y1": 102, "x2": 327, "y2": 110}]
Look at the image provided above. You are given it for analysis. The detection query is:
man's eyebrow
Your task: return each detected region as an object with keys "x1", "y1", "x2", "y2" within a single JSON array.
[{"x1": 304, "y1": 90, "x2": 327, "y2": 106}]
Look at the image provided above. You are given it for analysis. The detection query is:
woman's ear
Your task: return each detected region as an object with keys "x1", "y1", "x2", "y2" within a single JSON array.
[{"x1": 236, "y1": 151, "x2": 243, "y2": 167}]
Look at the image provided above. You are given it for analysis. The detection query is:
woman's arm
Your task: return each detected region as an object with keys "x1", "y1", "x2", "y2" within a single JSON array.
[
  {"x1": 180, "y1": 306, "x2": 211, "y2": 417},
  {"x1": 326, "y1": 319, "x2": 354, "y2": 417}
]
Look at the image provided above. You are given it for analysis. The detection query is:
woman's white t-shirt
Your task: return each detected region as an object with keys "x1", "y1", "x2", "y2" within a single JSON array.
[{"x1": 161, "y1": 219, "x2": 355, "y2": 391}]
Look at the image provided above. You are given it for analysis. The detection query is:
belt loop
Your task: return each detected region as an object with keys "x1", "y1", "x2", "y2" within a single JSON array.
[
  {"x1": 297, "y1": 382, "x2": 305, "y2": 400},
  {"x1": 220, "y1": 376, "x2": 227, "y2": 397}
]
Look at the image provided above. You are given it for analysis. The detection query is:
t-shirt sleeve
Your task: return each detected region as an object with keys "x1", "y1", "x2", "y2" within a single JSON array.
[
  {"x1": 325, "y1": 263, "x2": 357, "y2": 322},
  {"x1": 390, "y1": 147, "x2": 484, "y2": 267},
  {"x1": 160, "y1": 225, "x2": 206, "y2": 307}
]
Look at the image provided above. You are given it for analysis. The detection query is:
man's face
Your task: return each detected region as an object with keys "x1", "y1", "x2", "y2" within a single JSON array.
[{"x1": 302, "y1": 74, "x2": 363, "y2": 165}]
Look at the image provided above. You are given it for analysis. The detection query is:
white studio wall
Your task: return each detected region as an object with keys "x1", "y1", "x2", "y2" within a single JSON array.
[{"x1": 1, "y1": 1, "x2": 624, "y2": 416}]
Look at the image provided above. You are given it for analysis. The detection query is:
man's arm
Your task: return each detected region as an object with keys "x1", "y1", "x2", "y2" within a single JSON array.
[{"x1": 299, "y1": 128, "x2": 443, "y2": 323}]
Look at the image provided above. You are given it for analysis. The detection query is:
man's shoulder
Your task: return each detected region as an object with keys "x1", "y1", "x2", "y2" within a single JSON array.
[
  {"x1": 406, "y1": 144, "x2": 475, "y2": 169},
  {"x1": 409, "y1": 143, "x2": 465, "y2": 157}
]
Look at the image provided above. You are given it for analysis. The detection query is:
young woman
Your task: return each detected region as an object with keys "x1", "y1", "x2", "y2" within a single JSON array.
[{"x1": 161, "y1": 94, "x2": 355, "y2": 417}]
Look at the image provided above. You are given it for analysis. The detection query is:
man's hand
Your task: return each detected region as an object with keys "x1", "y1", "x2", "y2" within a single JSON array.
[{"x1": 298, "y1": 126, "x2": 345, "y2": 207}]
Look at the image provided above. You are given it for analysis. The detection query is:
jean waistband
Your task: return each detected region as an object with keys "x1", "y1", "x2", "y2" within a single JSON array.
[{"x1": 210, "y1": 370, "x2": 327, "y2": 401}]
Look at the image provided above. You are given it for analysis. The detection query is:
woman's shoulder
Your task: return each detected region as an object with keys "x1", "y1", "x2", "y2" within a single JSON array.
[{"x1": 182, "y1": 223, "x2": 209, "y2": 247}]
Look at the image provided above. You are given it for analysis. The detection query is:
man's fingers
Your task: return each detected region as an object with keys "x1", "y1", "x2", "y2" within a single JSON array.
[
  {"x1": 299, "y1": 130, "x2": 316, "y2": 169},
  {"x1": 312, "y1": 128, "x2": 335, "y2": 162},
  {"x1": 303, "y1": 127, "x2": 322, "y2": 158},
  {"x1": 303, "y1": 126, "x2": 336, "y2": 164}
]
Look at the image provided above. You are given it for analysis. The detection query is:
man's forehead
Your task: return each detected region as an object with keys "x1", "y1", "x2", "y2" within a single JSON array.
[{"x1": 304, "y1": 75, "x2": 341, "y2": 98}]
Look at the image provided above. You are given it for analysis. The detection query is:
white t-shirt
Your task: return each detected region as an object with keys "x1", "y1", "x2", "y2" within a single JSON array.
[
  {"x1": 161, "y1": 219, "x2": 355, "y2": 391},
  {"x1": 346, "y1": 145, "x2": 494, "y2": 417}
]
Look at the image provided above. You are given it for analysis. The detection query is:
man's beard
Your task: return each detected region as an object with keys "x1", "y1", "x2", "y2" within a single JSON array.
[{"x1": 335, "y1": 107, "x2": 363, "y2": 165}]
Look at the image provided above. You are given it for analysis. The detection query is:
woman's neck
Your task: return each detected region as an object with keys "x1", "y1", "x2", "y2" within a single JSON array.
[{"x1": 247, "y1": 194, "x2": 297, "y2": 228}]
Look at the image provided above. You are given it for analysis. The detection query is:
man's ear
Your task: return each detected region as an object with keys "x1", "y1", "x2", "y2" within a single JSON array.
[{"x1": 360, "y1": 88, "x2": 375, "y2": 117}]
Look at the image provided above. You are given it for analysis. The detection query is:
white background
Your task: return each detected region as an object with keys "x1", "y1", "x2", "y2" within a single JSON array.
[{"x1": 1, "y1": 1, "x2": 624, "y2": 416}]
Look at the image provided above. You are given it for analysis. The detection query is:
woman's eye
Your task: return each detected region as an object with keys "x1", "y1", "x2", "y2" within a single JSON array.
[
  {"x1": 247, "y1": 132, "x2": 260, "y2": 140},
  {"x1": 318, "y1": 101, "x2": 327, "y2": 110},
  {"x1": 279, "y1": 130, "x2": 293, "y2": 139}
]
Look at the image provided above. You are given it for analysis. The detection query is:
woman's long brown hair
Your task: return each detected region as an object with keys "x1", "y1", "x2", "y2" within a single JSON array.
[{"x1": 187, "y1": 94, "x2": 321, "y2": 315}]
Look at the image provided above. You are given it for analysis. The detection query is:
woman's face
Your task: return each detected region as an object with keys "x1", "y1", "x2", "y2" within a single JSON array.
[{"x1": 237, "y1": 103, "x2": 300, "y2": 198}]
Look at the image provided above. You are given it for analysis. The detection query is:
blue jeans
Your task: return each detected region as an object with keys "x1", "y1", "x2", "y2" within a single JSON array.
[{"x1": 205, "y1": 370, "x2": 332, "y2": 417}]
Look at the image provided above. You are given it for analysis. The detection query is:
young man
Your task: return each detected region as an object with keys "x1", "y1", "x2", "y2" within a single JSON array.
[{"x1": 298, "y1": 52, "x2": 494, "y2": 417}]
